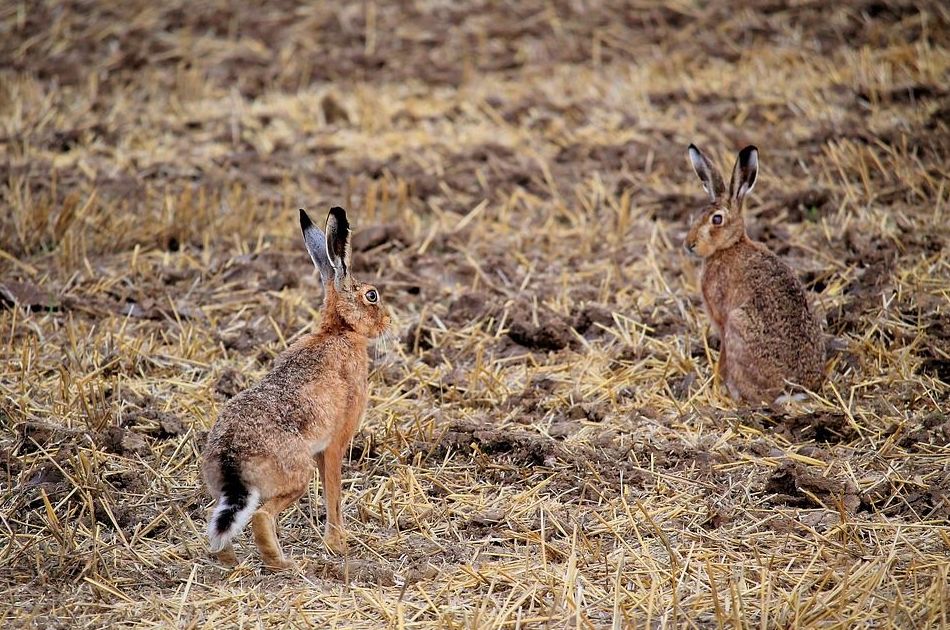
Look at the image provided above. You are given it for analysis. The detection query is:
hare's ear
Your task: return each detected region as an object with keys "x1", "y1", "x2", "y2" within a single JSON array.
[
  {"x1": 729, "y1": 145, "x2": 758, "y2": 207},
  {"x1": 300, "y1": 209, "x2": 334, "y2": 285},
  {"x1": 324, "y1": 206, "x2": 351, "y2": 287},
  {"x1": 688, "y1": 144, "x2": 726, "y2": 201}
]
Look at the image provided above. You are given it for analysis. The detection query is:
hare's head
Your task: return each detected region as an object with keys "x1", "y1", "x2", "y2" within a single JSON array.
[
  {"x1": 684, "y1": 144, "x2": 758, "y2": 258},
  {"x1": 300, "y1": 207, "x2": 391, "y2": 338}
]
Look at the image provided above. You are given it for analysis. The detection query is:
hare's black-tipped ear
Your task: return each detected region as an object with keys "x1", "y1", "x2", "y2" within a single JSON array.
[
  {"x1": 729, "y1": 145, "x2": 758, "y2": 208},
  {"x1": 300, "y1": 209, "x2": 333, "y2": 285},
  {"x1": 688, "y1": 143, "x2": 726, "y2": 202},
  {"x1": 324, "y1": 206, "x2": 351, "y2": 286}
]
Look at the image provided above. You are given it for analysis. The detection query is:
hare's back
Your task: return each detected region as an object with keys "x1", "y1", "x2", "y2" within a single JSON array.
[
  {"x1": 205, "y1": 338, "x2": 353, "y2": 455},
  {"x1": 204, "y1": 384, "x2": 299, "y2": 457},
  {"x1": 741, "y1": 250, "x2": 821, "y2": 346}
]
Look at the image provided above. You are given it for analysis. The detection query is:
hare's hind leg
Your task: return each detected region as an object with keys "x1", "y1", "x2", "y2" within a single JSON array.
[
  {"x1": 722, "y1": 314, "x2": 772, "y2": 403},
  {"x1": 205, "y1": 506, "x2": 239, "y2": 566},
  {"x1": 216, "y1": 541, "x2": 239, "y2": 566},
  {"x1": 251, "y1": 489, "x2": 306, "y2": 570}
]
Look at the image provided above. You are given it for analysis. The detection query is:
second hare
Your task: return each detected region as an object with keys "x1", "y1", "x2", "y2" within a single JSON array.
[
  {"x1": 684, "y1": 144, "x2": 824, "y2": 404},
  {"x1": 202, "y1": 206, "x2": 390, "y2": 569}
]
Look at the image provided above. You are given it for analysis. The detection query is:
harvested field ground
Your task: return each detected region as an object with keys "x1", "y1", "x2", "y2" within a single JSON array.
[{"x1": 2, "y1": 1, "x2": 949, "y2": 627}]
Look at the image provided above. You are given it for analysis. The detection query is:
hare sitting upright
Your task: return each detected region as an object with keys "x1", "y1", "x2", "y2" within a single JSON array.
[
  {"x1": 202, "y1": 206, "x2": 390, "y2": 569},
  {"x1": 684, "y1": 144, "x2": 824, "y2": 404}
]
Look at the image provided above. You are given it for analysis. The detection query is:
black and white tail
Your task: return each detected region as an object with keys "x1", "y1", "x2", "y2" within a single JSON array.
[{"x1": 206, "y1": 455, "x2": 260, "y2": 553}]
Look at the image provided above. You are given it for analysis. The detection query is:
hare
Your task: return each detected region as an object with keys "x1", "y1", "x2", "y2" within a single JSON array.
[
  {"x1": 202, "y1": 206, "x2": 390, "y2": 569},
  {"x1": 684, "y1": 144, "x2": 824, "y2": 404}
]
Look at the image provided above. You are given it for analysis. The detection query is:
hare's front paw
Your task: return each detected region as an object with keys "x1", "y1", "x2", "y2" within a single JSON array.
[{"x1": 325, "y1": 528, "x2": 348, "y2": 555}]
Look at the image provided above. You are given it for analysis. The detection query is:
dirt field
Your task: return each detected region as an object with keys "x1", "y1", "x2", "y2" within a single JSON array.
[{"x1": 2, "y1": 1, "x2": 949, "y2": 627}]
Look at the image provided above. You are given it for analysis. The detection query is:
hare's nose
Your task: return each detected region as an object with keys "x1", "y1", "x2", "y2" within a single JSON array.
[{"x1": 685, "y1": 241, "x2": 695, "y2": 253}]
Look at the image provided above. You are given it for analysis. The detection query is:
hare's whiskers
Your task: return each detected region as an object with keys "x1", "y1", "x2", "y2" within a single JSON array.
[{"x1": 373, "y1": 329, "x2": 395, "y2": 361}]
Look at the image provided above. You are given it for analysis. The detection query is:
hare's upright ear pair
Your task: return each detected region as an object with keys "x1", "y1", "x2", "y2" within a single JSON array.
[
  {"x1": 299, "y1": 207, "x2": 352, "y2": 289},
  {"x1": 688, "y1": 144, "x2": 759, "y2": 208}
]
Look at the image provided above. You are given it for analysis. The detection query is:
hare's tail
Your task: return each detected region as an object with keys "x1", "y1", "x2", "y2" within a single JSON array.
[{"x1": 206, "y1": 456, "x2": 260, "y2": 552}]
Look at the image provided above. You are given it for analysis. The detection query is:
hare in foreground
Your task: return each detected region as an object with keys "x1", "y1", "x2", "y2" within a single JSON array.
[
  {"x1": 202, "y1": 206, "x2": 390, "y2": 569},
  {"x1": 684, "y1": 144, "x2": 824, "y2": 404}
]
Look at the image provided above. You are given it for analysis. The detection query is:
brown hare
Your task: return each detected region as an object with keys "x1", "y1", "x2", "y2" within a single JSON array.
[
  {"x1": 684, "y1": 144, "x2": 824, "y2": 404},
  {"x1": 202, "y1": 206, "x2": 390, "y2": 569}
]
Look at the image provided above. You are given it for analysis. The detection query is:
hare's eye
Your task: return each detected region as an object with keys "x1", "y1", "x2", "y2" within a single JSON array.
[
  {"x1": 711, "y1": 213, "x2": 723, "y2": 225},
  {"x1": 365, "y1": 289, "x2": 379, "y2": 304}
]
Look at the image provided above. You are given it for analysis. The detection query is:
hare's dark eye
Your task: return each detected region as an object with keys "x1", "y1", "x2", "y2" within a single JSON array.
[
  {"x1": 711, "y1": 213, "x2": 723, "y2": 225},
  {"x1": 365, "y1": 289, "x2": 379, "y2": 304}
]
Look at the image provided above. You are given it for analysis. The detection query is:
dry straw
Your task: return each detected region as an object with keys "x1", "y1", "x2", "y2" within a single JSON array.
[{"x1": 1, "y1": 1, "x2": 948, "y2": 628}]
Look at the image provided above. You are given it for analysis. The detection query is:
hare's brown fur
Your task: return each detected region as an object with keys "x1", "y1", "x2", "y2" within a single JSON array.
[
  {"x1": 685, "y1": 145, "x2": 824, "y2": 403},
  {"x1": 202, "y1": 207, "x2": 389, "y2": 569}
]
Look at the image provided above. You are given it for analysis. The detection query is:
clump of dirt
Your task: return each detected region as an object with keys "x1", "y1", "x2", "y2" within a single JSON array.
[
  {"x1": 918, "y1": 356, "x2": 950, "y2": 384},
  {"x1": 670, "y1": 373, "x2": 699, "y2": 400},
  {"x1": 98, "y1": 426, "x2": 150, "y2": 457},
  {"x1": 774, "y1": 412, "x2": 856, "y2": 444},
  {"x1": 310, "y1": 557, "x2": 396, "y2": 586},
  {"x1": 215, "y1": 323, "x2": 277, "y2": 353},
  {"x1": 320, "y1": 93, "x2": 350, "y2": 125},
  {"x1": 565, "y1": 402, "x2": 607, "y2": 423},
  {"x1": 106, "y1": 470, "x2": 148, "y2": 494},
  {"x1": 21, "y1": 463, "x2": 67, "y2": 490},
  {"x1": 648, "y1": 193, "x2": 696, "y2": 223},
  {"x1": 444, "y1": 291, "x2": 496, "y2": 325},
  {"x1": 427, "y1": 419, "x2": 554, "y2": 466},
  {"x1": 702, "y1": 501, "x2": 736, "y2": 530},
  {"x1": 437, "y1": 143, "x2": 546, "y2": 199},
  {"x1": 17, "y1": 463, "x2": 73, "y2": 512},
  {"x1": 119, "y1": 408, "x2": 186, "y2": 439},
  {"x1": 421, "y1": 418, "x2": 641, "y2": 493},
  {"x1": 895, "y1": 412, "x2": 950, "y2": 450},
  {"x1": 503, "y1": 376, "x2": 559, "y2": 414},
  {"x1": 639, "y1": 302, "x2": 684, "y2": 338},
  {"x1": 827, "y1": 259, "x2": 895, "y2": 334},
  {"x1": 467, "y1": 507, "x2": 508, "y2": 528},
  {"x1": 347, "y1": 431, "x2": 381, "y2": 463},
  {"x1": 213, "y1": 368, "x2": 247, "y2": 400},
  {"x1": 216, "y1": 252, "x2": 301, "y2": 293},
  {"x1": 571, "y1": 303, "x2": 614, "y2": 337},
  {"x1": 862, "y1": 464, "x2": 950, "y2": 521},
  {"x1": 157, "y1": 415, "x2": 185, "y2": 438},
  {"x1": 0, "y1": 446, "x2": 23, "y2": 479},
  {"x1": 16, "y1": 420, "x2": 85, "y2": 455},
  {"x1": 507, "y1": 303, "x2": 572, "y2": 352},
  {"x1": 15, "y1": 431, "x2": 88, "y2": 512},
  {"x1": 758, "y1": 188, "x2": 833, "y2": 223},
  {"x1": 917, "y1": 317, "x2": 950, "y2": 384},
  {"x1": 0, "y1": 280, "x2": 61, "y2": 311},
  {"x1": 746, "y1": 221, "x2": 794, "y2": 256},
  {"x1": 553, "y1": 142, "x2": 653, "y2": 191},
  {"x1": 403, "y1": 563, "x2": 440, "y2": 585},
  {"x1": 351, "y1": 223, "x2": 407, "y2": 253},
  {"x1": 765, "y1": 463, "x2": 860, "y2": 513},
  {"x1": 843, "y1": 228, "x2": 896, "y2": 267},
  {"x1": 402, "y1": 319, "x2": 435, "y2": 354},
  {"x1": 547, "y1": 419, "x2": 581, "y2": 439},
  {"x1": 103, "y1": 296, "x2": 206, "y2": 322}
]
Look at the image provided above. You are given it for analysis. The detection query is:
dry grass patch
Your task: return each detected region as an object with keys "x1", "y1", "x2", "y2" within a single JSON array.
[{"x1": 2, "y1": 1, "x2": 949, "y2": 627}]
